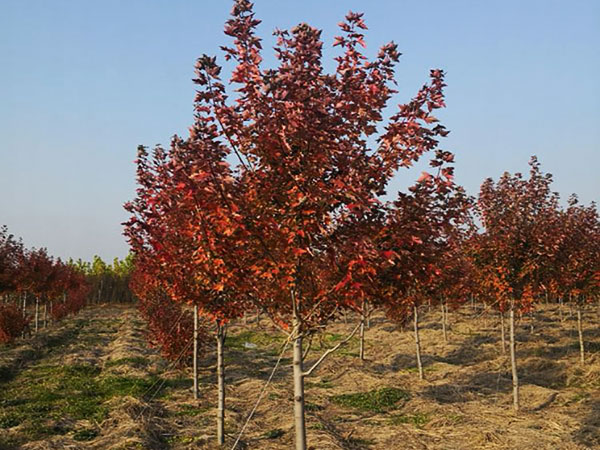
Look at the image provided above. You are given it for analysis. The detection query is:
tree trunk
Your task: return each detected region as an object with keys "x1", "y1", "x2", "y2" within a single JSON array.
[
  {"x1": 413, "y1": 305, "x2": 424, "y2": 380},
  {"x1": 500, "y1": 311, "x2": 507, "y2": 354},
  {"x1": 441, "y1": 301, "x2": 447, "y2": 343},
  {"x1": 568, "y1": 294, "x2": 573, "y2": 319},
  {"x1": 35, "y1": 297, "x2": 39, "y2": 332},
  {"x1": 577, "y1": 303, "x2": 585, "y2": 365},
  {"x1": 22, "y1": 293, "x2": 27, "y2": 317},
  {"x1": 559, "y1": 297, "x2": 564, "y2": 322},
  {"x1": 216, "y1": 324, "x2": 225, "y2": 446},
  {"x1": 193, "y1": 304, "x2": 199, "y2": 400},
  {"x1": 43, "y1": 303, "x2": 47, "y2": 328},
  {"x1": 509, "y1": 305, "x2": 519, "y2": 411},
  {"x1": 292, "y1": 306, "x2": 307, "y2": 450},
  {"x1": 365, "y1": 301, "x2": 370, "y2": 329},
  {"x1": 359, "y1": 300, "x2": 366, "y2": 361},
  {"x1": 529, "y1": 310, "x2": 534, "y2": 333}
]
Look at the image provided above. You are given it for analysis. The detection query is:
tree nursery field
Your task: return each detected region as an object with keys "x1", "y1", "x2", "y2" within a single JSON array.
[
  {"x1": 0, "y1": 302, "x2": 598, "y2": 450},
  {"x1": 1, "y1": 1, "x2": 599, "y2": 449}
]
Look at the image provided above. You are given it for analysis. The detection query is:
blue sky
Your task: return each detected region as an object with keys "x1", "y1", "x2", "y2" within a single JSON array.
[{"x1": 1, "y1": 0, "x2": 598, "y2": 261}]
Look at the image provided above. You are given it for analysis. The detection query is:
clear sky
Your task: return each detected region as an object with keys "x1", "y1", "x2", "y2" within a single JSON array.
[{"x1": 1, "y1": 0, "x2": 599, "y2": 262}]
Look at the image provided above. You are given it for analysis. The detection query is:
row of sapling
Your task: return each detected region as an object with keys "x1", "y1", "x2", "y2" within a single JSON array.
[
  {"x1": 124, "y1": 0, "x2": 600, "y2": 447},
  {"x1": 552, "y1": 195, "x2": 600, "y2": 364},
  {"x1": 129, "y1": 256, "x2": 200, "y2": 364},
  {"x1": 124, "y1": 1, "x2": 471, "y2": 448},
  {"x1": 0, "y1": 226, "x2": 91, "y2": 343},
  {"x1": 71, "y1": 254, "x2": 135, "y2": 304}
]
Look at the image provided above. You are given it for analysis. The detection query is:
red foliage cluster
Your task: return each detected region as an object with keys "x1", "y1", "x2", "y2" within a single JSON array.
[
  {"x1": 0, "y1": 226, "x2": 91, "y2": 341},
  {"x1": 0, "y1": 303, "x2": 29, "y2": 344},
  {"x1": 130, "y1": 265, "x2": 201, "y2": 364}
]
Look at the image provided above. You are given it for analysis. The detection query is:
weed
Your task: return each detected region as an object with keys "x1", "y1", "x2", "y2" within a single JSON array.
[
  {"x1": 264, "y1": 428, "x2": 285, "y2": 439},
  {"x1": 175, "y1": 404, "x2": 210, "y2": 417},
  {"x1": 105, "y1": 357, "x2": 149, "y2": 368},
  {"x1": 226, "y1": 330, "x2": 284, "y2": 350},
  {"x1": 330, "y1": 387, "x2": 410, "y2": 413},
  {"x1": 389, "y1": 412, "x2": 430, "y2": 428},
  {"x1": 72, "y1": 428, "x2": 99, "y2": 441}
]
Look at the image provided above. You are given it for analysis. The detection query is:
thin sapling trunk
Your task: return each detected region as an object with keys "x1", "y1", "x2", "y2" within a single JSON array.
[
  {"x1": 359, "y1": 300, "x2": 366, "y2": 361},
  {"x1": 509, "y1": 304, "x2": 519, "y2": 411},
  {"x1": 441, "y1": 300, "x2": 448, "y2": 343},
  {"x1": 193, "y1": 304, "x2": 200, "y2": 400},
  {"x1": 577, "y1": 303, "x2": 585, "y2": 365},
  {"x1": 216, "y1": 323, "x2": 226, "y2": 446},
  {"x1": 413, "y1": 305, "x2": 424, "y2": 380},
  {"x1": 35, "y1": 297, "x2": 39, "y2": 332},
  {"x1": 500, "y1": 311, "x2": 507, "y2": 354},
  {"x1": 291, "y1": 292, "x2": 307, "y2": 450}
]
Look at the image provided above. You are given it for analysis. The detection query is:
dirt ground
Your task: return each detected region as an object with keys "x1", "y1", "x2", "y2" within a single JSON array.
[{"x1": 0, "y1": 302, "x2": 598, "y2": 450}]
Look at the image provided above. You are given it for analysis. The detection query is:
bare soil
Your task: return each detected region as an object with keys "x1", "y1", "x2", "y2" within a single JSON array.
[{"x1": 1, "y1": 303, "x2": 598, "y2": 450}]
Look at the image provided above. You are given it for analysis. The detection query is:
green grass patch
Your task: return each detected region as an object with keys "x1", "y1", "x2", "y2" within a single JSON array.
[
  {"x1": 175, "y1": 404, "x2": 210, "y2": 417},
  {"x1": 403, "y1": 364, "x2": 438, "y2": 374},
  {"x1": 0, "y1": 411, "x2": 23, "y2": 428},
  {"x1": 330, "y1": 387, "x2": 410, "y2": 413},
  {"x1": 389, "y1": 412, "x2": 429, "y2": 428},
  {"x1": 263, "y1": 428, "x2": 285, "y2": 439},
  {"x1": 312, "y1": 333, "x2": 360, "y2": 357},
  {"x1": 0, "y1": 362, "x2": 173, "y2": 447},
  {"x1": 305, "y1": 401, "x2": 325, "y2": 412},
  {"x1": 305, "y1": 379, "x2": 333, "y2": 389},
  {"x1": 166, "y1": 435, "x2": 201, "y2": 445},
  {"x1": 72, "y1": 427, "x2": 99, "y2": 441},
  {"x1": 105, "y1": 356, "x2": 149, "y2": 368},
  {"x1": 226, "y1": 330, "x2": 284, "y2": 350}
]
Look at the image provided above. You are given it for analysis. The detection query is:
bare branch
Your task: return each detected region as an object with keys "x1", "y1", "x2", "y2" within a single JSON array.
[{"x1": 303, "y1": 321, "x2": 361, "y2": 377}]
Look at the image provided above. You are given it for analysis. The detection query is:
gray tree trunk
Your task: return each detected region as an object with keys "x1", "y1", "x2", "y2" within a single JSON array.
[
  {"x1": 559, "y1": 298, "x2": 564, "y2": 322},
  {"x1": 529, "y1": 310, "x2": 534, "y2": 334},
  {"x1": 34, "y1": 297, "x2": 39, "y2": 332},
  {"x1": 216, "y1": 324, "x2": 225, "y2": 446},
  {"x1": 22, "y1": 293, "x2": 26, "y2": 317},
  {"x1": 577, "y1": 304, "x2": 585, "y2": 365},
  {"x1": 359, "y1": 300, "x2": 366, "y2": 361},
  {"x1": 43, "y1": 303, "x2": 47, "y2": 328},
  {"x1": 500, "y1": 311, "x2": 507, "y2": 354},
  {"x1": 292, "y1": 297, "x2": 307, "y2": 450},
  {"x1": 441, "y1": 301, "x2": 447, "y2": 343},
  {"x1": 413, "y1": 305, "x2": 424, "y2": 380},
  {"x1": 509, "y1": 306, "x2": 519, "y2": 411},
  {"x1": 193, "y1": 304, "x2": 199, "y2": 400}
]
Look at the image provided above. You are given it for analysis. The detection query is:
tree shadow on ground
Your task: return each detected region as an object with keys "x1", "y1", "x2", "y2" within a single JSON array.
[
  {"x1": 573, "y1": 398, "x2": 600, "y2": 448},
  {"x1": 422, "y1": 369, "x2": 512, "y2": 404},
  {"x1": 433, "y1": 332, "x2": 499, "y2": 366}
]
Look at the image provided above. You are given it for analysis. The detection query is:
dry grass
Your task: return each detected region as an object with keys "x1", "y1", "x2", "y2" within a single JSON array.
[{"x1": 1, "y1": 303, "x2": 599, "y2": 449}]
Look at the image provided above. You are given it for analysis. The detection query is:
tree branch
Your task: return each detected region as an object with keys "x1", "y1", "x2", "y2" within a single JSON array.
[{"x1": 302, "y1": 321, "x2": 361, "y2": 377}]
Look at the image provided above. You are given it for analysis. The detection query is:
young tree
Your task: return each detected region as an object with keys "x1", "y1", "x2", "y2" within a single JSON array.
[
  {"x1": 126, "y1": 1, "x2": 459, "y2": 447},
  {"x1": 377, "y1": 161, "x2": 471, "y2": 379},
  {"x1": 199, "y1": 3, "x2": 462, "y2": 447},
  {"x1": 474, "y1": 157, "x2": 561, "y2": 411},
  {"x1": 554, "y1": 196, "x2": 600, "y2": 364}
]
